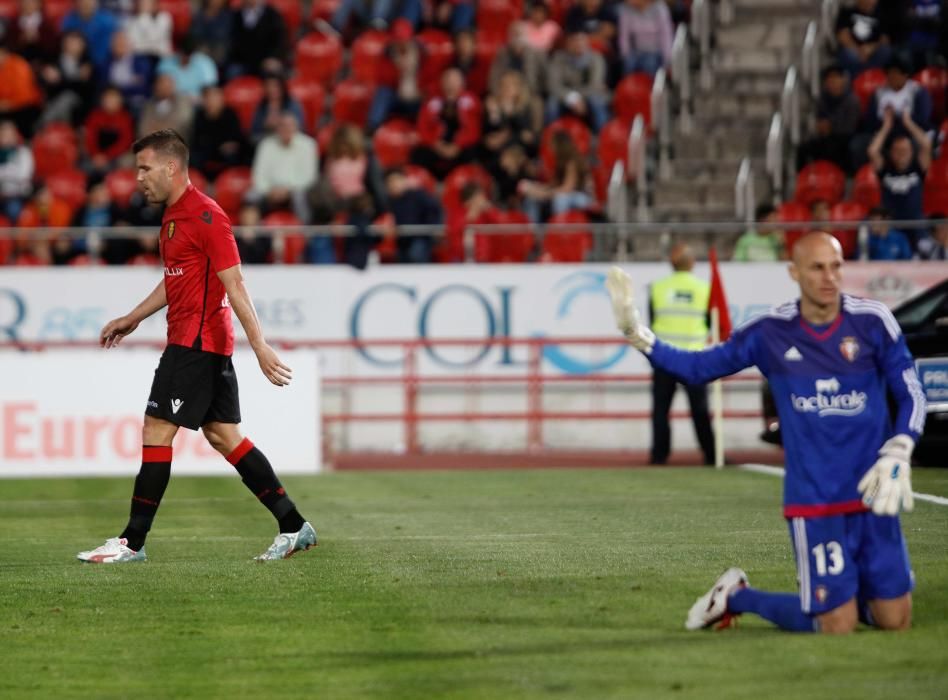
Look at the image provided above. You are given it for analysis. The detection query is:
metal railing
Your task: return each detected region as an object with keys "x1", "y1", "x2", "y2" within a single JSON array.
[
  {"x1": 734, "y1": 157, "x2": 755, "y2": 226},
  {"x1": 651, "y1": 67, "x2": 672, "y2": 181},
  {"x1": 628, "y1": 114, "x2": 648, "y2": 222},
  {"x1": 821, "y1": 0, "x2": 840, "y2": 48},
  {"x1": 801, "y1": 20, "x2": 820, "y2": 100},
  {"x1": 691, "y1": 0, "x2": 714, "y2": 91},
  {"x1": 765, "y1": 112, "x2": 784, "y2": 203},
  {"x1": 781, "y1": 65, "x2": 801, "y2": 147},
  {"x1": 671, "y1": 24, "x2": 692, "y2": 133}
]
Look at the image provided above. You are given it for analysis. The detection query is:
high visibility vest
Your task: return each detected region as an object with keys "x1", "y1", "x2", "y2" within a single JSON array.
[{"x1": 650, "y1": 271, "x2": 710, "y2": 350}]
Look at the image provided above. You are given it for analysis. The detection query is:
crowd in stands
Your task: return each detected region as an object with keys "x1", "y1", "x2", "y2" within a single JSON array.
[
  {"x1": 774, "y1": 0, "x2": 948, "y2": 262},
  {"x1": 0, "y1": 0, "x2": 684, "y2": 266}
]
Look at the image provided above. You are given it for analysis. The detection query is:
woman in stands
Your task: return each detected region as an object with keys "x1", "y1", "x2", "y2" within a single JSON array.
[
  {"x1": 517, "y1": 130, "x2": 594, "y2": 222},
  {"x1": 481, "y1": 70, "x2": 543, "y2": 171}
]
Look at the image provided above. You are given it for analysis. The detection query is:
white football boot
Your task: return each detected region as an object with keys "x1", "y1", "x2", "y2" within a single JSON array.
[
  {"x1": 254, "y1": 522, "x2": 318, "y2": 561},
  {"x1": 77, "y1": 537, "x2": 147, "y2": 564},
  {"x1": 685, "y1": 567, "x2": 748, "y2": 630}
]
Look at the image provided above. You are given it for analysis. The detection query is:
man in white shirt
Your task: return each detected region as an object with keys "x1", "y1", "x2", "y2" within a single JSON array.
[{"x1": 250, "y1": 112, "x2": 318, "y2": 221}]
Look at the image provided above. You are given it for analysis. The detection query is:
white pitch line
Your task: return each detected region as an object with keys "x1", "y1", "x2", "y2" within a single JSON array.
[{"x1": 738, "y1": 463, "x2": 948, "y2": 507}]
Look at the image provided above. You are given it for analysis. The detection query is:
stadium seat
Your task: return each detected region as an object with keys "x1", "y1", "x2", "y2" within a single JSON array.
[
  {"x1": 404, "y1": 164, "x2": 438, "y2": 194},
  {"x1": 0, "y1": 215, "x2": 11, "y2": 264},
  {"x1": 776, "y1": 200, "x2": 812, "y2": 255},
  {"x1": 852, "y1": 164, "x2": 882, "y2": 209},
  {"x1": 331, "y1": 80, "x2": 374, "y2": 128},
  {"x1": 288, "y1": 77, "x2": 326, "y2": 134},
  {"x1": 470, "y1": 36, "x2": 502, "y2": 97},
  {"x1": 214, "y1": 167, "x2": 252, "y2": 219},
  {"x1": 270, "y1": 0, "x2": 302, "y2": 38},
  {"x1": 829, "y1": 200, "x2": 867, "y2": 259},
  {"x1": 0, "y1": 0, "x2": 16, "y2": 19},
  {"x1": 474, "y1": 210, "x2": 534, "y2": 263},
  {"x1": 477, "y1": 0, "x2": 520, "y2": 44},
  {"x1": 597, "y1": 119, "x2": 632, "y2": 170},
  {"x1": 105, "y1": 168, "x2": 139, "y2": 208},
  {"x1": 31, "y1": 124, "x2": 79, "y2": 179},
  {"x1": 853, "y1": 68, "x2": 886, "y2": 115},
  {"x1": 45, "y1": 169, "x2": 88, "y2": 214},
  {"x1": 351, "y1": 30, "x2": 389, "y2": 85},
  {"x1": 442, "y1": 164, "x2": 494, "y2": 213},
  {"x1": 189, "y1": 168, "x2": 209, "y2": 194},
  {"x1": 309, "y1": 0, "x2": 341, "y2": 22},
  {"x1": 923, "y1": 157, "x2": 948, "y2": 214},
  {"x1": 541, "y1": 117, "x2": 593, "y2": 174},
  {"x1": 223, "y1": 76, "x2": 264, "y2": 135},
  {"x1": 914, "y1": 66, "x2": 948, "y2": 125},
  {"x1": 262, "y1": 211, "x2": 305, "y2": 264},
  {"x1": 541, "y1": 211, "x2": 594, "y2": 262},
  {"x1": 613, "y1": 73, "x2": 653, "y2": 127},
  {"x1": 372, "y1": 120, "x2": 416, "y2": 168},
  {"x1": 158, "y1": 0, "x2": 191, "y2": 43},
  {"x1": 43, "y1": 0, "x2": 72, "y2": 28},
  {"x1": 295, "y1": 31, "x2": 343, "y2": 87},
  {"x1": 794, "y1": 160, "x2": 846, "y2": 207},
  {"x1": 416, "y1": 29, "x2": 455, "y2": 96},
  {"x1": 68, "y1": 254, "x2": 104, "y2": 266}
]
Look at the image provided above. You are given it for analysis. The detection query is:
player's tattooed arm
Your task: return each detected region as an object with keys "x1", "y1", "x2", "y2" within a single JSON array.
[
  {"x1": 217, "y1": 264, "x2": 293, "y2": 387},
  {"x1": 100, "y1": 280, "x2": 167, "y2": 348}
]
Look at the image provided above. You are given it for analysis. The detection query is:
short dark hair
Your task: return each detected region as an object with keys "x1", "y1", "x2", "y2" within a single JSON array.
[
  {"x1": 132, "y1": 129, "x2": 189, "y2": 167},
  {"x1": 755, "y1": 203, "x2": 775, "y2": 221},
  {"x1": 869, "y1": 206, "x2": 891, "y2": 218},
  {"x1": 460, "y1": 181, "x2": 483, "y2": 204}
]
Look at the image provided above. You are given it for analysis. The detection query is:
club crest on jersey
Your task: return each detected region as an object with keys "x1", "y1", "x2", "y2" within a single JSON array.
[
  {"x1": 815, "y1": 585, "x2": 828, "y2": 604},
  {"x1": 166, "y1": 221, "x2": 175, "y2": 239},
  {"x1": 839, "y1": 336, "x2": 859, "y2": 362}
]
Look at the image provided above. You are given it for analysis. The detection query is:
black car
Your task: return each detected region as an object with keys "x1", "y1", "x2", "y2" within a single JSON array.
[{"x1": 760, "y1": 280, "x2": 948, "y2": 466}]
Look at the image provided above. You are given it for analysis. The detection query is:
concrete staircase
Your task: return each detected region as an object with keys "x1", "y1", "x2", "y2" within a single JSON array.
[{"x1": 648, "y1": 0, "x2": 823, "y2": 234}]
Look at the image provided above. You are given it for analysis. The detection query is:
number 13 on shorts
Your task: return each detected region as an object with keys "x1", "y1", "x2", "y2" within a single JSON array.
[{"x1": 790, "y1": 516, "x2": 856, "y2": 615}]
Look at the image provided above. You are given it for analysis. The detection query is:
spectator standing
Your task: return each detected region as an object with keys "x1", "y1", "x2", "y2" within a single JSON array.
[
  {"x1": 868, "y1": 107, "x2": 931, "y2": 243},
  {"x1": 518, "y1": 130, "x2": 594, "y2": 222},
  {"x1": 138, "y1": 74, "x2": 195, "y2": 140},
  {"x1": 523, "y1": 1, "x2": 561, "y2": 54},
  {"x1": 227, "y1": 0, "x2": 288, "y2": 77},
  {"x1": 835, "y1": 0, "x2": 892, "y2": 76},
  {"x1": 250, "y1": 112, "x2": 318, "y2": 219},
  {"x1": 0, "y1": 46, "x2": 43, "y2": 138},
  {"x1": 190, "y1": 85, "x2": 247, "y2": 179},
  {"x1": 488, "y1": 22, "x2": 546, "y2": 98},
  {"x1": 617, "y1": 0, "x2": 673, "y2": 77},
  {"x1": 382, "y1": 167, "x2": 443, "y2": 263},
  {"x1": 61, "y1": 0, "x2": 120, "y2": 75},
  {"x1": 917, "y1": 215, "x2": 948, "y2": 259},
  {"x1": 126, "y1": 0, "x2": 174, "y2": 63},
  {"x1": 732, "y1": 204, "x2": 786, "y2": 261},
  {"x1": 411, "y1": 68, "x2": 482, "y2": 179},
  {"x1": 0, "y1": 120, "x2": 34, "y2": 222},
  {"x1": 250, "y1": 72, "x2": 306, "y2": 143},
  {"x1": 83, "y1": 86, "x2": 136, "y2": 175},
  {"x1": 156, "y1": 37, "x2": 219, "y2": 101},
  {"x1": 481, "y1": 70, "x2": 543, "y2": 168},
  {"x1": 866, "y1": 206, "x2": 914, "y2": 260},
  {"x1": 546, "y1": 29, "x2": 610, "y2": 130},
  {"x1": 190, "y1": 0, "x2": 234, "y2": 70},
  {"x1": 798, "y1": 65, "x2": 862, "y2": 173}
]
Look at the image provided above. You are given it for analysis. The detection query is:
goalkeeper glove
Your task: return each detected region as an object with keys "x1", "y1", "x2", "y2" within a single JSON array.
[
  {"x1": 857, "y1": 434, "x2": 915, "y2": 516},
  {"x1": 605, "y1": 266, "x2": 655, "y2": 354}
]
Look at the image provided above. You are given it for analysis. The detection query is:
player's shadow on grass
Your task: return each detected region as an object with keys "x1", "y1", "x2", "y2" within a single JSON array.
[{"x1": 440, "y1": 614, "x2": 629, "y2": 631}]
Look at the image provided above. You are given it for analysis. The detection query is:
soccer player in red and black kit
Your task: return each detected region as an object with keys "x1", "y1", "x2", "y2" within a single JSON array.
[{"x1": 77, "y1": 129, "x2": 317, "y2": 563}]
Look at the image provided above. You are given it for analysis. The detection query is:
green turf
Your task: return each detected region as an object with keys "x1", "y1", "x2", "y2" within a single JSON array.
[{"x1": 1, "y1": 467, "x2": 946, "y2": 700}]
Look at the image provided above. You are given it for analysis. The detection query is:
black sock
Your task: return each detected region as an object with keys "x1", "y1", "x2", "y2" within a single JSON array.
[
  {"x1": 226, "y1": 438, "x2": 306, "y2": 533},
  {"x1": 120, "y1": 445, "x2": 172, "y2": 551}
]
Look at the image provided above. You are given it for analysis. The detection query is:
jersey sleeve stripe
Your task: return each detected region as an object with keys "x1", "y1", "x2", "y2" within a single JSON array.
[
  {"x1": 792, "y1": 517, "x2": 811, "y2": 614},
  {"x1": 842, "y1": 296, "x2": 901, "y2": 341},
  {"x1": 733, "y1": 302, "x2": 797, "y2": 333},
  {"x1": 902, "y1": 367, "x2": 927, "y2": 434}
]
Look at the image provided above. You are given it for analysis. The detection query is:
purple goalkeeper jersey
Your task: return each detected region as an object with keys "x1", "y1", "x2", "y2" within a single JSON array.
[{"x1": 648, "y1": 294, "x2": 926, "y2": 517}]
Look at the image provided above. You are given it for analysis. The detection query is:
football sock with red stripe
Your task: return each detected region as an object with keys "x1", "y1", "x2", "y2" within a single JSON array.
[
  {"x1": 226, "y1": 438, "x2": 306, "y2": 533},
  {"x1": 120, "y1": 445, "x2": 172, "y2": 551},
  {"x1": 728, "y1": 588, "x2": 817, "y2": 632}
]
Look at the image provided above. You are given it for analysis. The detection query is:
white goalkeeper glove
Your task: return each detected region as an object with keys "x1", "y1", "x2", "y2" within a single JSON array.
[
  {"x1": 857, "y1": 434, "x2": 915, "y2": 516},
  {"x1": 605, "y1": 266, "x2": 655, "y2": 354}
]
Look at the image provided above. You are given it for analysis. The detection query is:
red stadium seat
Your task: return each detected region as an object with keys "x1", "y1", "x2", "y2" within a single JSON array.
[
  {"x1": 853, "y1": 68, "x2": 886, "y2": 115},
  {"x1": 214, "y1": 167, "x2": 252, "y2": 219},
  {"x1": 477, "y1": 0, "x2": 520, "y2": 44},
  {"x1": 540, "y1": 117, "x2": 593, "y2": 174},
  {"x1": 295, "y1": 32, "x2": 343, "y2": 87},
  {"x1": 416, "y1": 29, "x2": 455, "y2": 96},
  {"x1": 270, "y1": 0, "x2": 302, "y2": 37},
  {"x1": 262, "y1": 211, "x2": 305, "y2": 263},
  {"x1": 43, "y1": 0, "x2": 72, "y2": 28},
  {"x1": 158, "y1": 0, "x2": 191, "y2": 43},
  {"x1": 0, "y1": 0, "x2": 17, "y2": 19},
  {"x1": 372, "y1": 120, "x2": 416, "y2": 168},
  {"x1": 189, "y1": 168, "x2": 209, "y2": 194},
  {"x1": 45, "y1": 169, "x2": 88, "y2": 213},
  {"x1": 474, "y1": 210, "x2": 534, "y2": 263},
  {"x1": 914, "y1": 66, "x2": 948, "y2": 125},
  {"x1": 68, "y1": 254, "x2": 104, "y2": 266},
  {"x1": 309, "y1": 0, "x2": 342, "y2": 22},
  {"x1": 923, "y1": 157, "x2": 948, "y2": 214},
  {"x1": 829, "y1": 200, "x2": 867, "y2": 259},
  {"x1": 597, "y1": 119, "x2": 632, "y2": 170},
  {"x1": 613, "y1": 73, "x2": 653, "y2": 127},
  {"x1": 404, "y1": 164, "x2": 438, "y2": 194},
  {"x1": 442, "y1": 164, "x2": 494, "y2": 213},
  {"x1": 31, "y1": 124, "x2": 79, "y2": 179},
  {"x1": 288, "y1": 77, "x2": 326, "y2": 134},
  {"x1": 852, "y1": 164, "x2": 881, "y2": 209},
  {"x1": 794, "y1": 160, "x2": 846, "y2": 206},
  {"x1": 468, "y1": 37, "x2": 501, "y2": 98},
  {"x1": 223, "y1": 76, "x2": 264, "y2": 135},
  {"x1": 0, "y1": 215, "x2": 11, "y2": 265},
  {"x1": 776, "y1": 200, "x2": 812, "y2": 255},
  {"x1": 104, "y1": 168, "x2": 139, "y2": 208},
  {"x1": 541, "y1": 211, "x2": 593, "y2": 262},
  {"x1": 351, "y1": 30, "x2": 389, "y2": 85},
  {"x1": 331, "y1": 80, "x2": 374, "y2": 128}
]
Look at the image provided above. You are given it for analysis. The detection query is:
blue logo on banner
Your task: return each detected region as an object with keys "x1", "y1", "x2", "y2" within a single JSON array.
[{"x1": 917, "y1": 358, "x2": 948, "y2": 404}]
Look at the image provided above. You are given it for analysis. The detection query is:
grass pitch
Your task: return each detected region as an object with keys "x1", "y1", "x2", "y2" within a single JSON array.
[{"x1": 1, "y1": 467, "x2": 946, "y2": 700}]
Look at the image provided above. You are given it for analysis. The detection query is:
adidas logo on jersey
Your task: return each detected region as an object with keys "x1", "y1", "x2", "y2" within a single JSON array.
[{"x1": 784, "y1": 346, "x2": 803, "y2": 361}]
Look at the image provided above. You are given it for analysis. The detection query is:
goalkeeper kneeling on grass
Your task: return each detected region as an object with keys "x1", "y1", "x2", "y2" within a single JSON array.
[{"x1": 607, "y1": 231, "x2": 925, "y2": 634}]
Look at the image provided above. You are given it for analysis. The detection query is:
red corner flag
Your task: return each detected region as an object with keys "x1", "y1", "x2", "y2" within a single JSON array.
[{"x1": 708, "y1": 247, "x2": 732, "y2": 341}]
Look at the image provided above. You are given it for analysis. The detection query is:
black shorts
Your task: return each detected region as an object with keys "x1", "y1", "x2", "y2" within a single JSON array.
[{"x1": 145, "y1": 344, "x2": 241, "y2": 430}]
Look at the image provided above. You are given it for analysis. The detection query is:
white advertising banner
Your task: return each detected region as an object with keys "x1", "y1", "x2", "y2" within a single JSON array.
[
  {"x1": 0, "y1": 262, "x2": 945, "y2": 379},
  {"x1": 0, "y1": 350, "x2": 320, "y2": 477}
]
